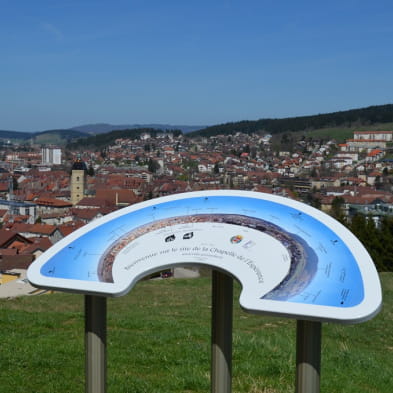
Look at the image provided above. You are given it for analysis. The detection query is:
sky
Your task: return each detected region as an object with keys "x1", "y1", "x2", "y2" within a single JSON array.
[{"x1": 1, "y1": 0, "x2": 393, "y2": 132}]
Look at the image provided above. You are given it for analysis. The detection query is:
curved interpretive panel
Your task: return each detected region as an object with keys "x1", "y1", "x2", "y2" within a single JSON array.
[{"x1": 28, "y1": 190, "x2": 382, "y2": 323}]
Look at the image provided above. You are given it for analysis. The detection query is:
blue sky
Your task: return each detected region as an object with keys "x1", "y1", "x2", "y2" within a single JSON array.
[{"x1": 1, "y1": 0, "x2": 393, "y2": 131}]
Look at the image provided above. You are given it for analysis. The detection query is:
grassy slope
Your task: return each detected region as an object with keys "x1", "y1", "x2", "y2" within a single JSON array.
[
  {"x1": 0, "y1": 273, "x2": 391, "y2": 393},
  {"x1": 279, "y1": 122, "x2": 393, "y2": 144}
]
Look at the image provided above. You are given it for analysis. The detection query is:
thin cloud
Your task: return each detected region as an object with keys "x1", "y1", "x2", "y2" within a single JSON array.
[{"x1": 41, "y1": 23, "x2": 65, "y2": 41}]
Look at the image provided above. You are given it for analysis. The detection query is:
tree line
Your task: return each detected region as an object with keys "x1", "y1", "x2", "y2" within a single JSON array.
[
  {"x1": 348, "y1": 214, "x2": 393, "y2": 272},
  {"x1": 330, "y1": 198, "x2": 393, "y2": 272},
  {"x1": 188, "y1": 104, "x2": 393, "y2": 138}
]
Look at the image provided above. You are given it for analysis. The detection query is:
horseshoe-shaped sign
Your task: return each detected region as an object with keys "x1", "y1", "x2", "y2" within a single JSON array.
[{"x1": 27, "y1": 190, "x2": 382, "y2": 323}]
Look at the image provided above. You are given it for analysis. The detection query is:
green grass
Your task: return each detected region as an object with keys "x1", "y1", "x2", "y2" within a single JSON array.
[
  {"x1": 0, "y1": 273, "x2": 392, "y2": 393},
  {"x1": 301, "y1": 127, "x2": 354, "y2": 143},
  {"x1": 278, "y1": 123, "x2": 393, "y2": 144}
]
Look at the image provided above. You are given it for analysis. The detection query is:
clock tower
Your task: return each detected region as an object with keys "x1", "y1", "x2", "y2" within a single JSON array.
[{"x1": 71, "y1": 158, "x2": 87, "y2": 205}]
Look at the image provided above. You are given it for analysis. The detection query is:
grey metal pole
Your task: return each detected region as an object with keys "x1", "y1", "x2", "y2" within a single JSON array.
[
  {"x1": 211, "y1": 270, "x2": 233, "y2": 393},
  {"x1": 85, "y1": 295, "x2": 107, "y2": 393},
  {"x1": 295, "y1": 320, "x2": 321, "y2": 393}
]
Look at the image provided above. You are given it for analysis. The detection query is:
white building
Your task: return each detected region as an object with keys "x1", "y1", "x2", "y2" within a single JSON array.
[
  {"x1": 353, "y1": 131, "x2": 393, "y2": 141},
  {"x1": 41, "y1": 148, "x2": 62, "y2": 165},
  {"x1": 0, "y1": 200, "x2": 37, "y2": 223}
]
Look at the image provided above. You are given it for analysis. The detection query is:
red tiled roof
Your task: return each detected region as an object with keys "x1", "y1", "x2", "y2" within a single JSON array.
[
  {"x1": 58, "y1": 222, "x2": 86, "y2": 237},
  {"x1": 71, "y1": 208, "x2": 102, "y2": 220},
  {"x1": 0, "y1": 248, "x2": 18, "y2": 256},
  {"x1": 21, "y1": 237, "x2": 52, "y2": 255},
  {"x1": 252, "y1": 185, "x2": 273, "y2": 194},
  {"x1": 76, "y1": 197, "x2": 113, "y2": 208},
  {"x1": 0, "y1": 254, "x2": 34, "y2": 270},
  {"x1": 10, "y1": 223, "x2": 59, "y2": 236},
  {"x1": 367, "y1": 149, "x2": 383, "y2": 157},
  {"x1": 34, "y1": 197, "x2": 73, "y2": 207},
  {"x1": 0, "y1": 182, "x2": 9, "y2": 192},
  {"x1": 0, "y1": 229, "x2": 32, "y2": 248}
]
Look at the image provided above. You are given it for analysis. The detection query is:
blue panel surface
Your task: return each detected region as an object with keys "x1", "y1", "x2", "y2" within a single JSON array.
[{"x1": 27, "y1": 191, "x2": 382, "y2": 323}]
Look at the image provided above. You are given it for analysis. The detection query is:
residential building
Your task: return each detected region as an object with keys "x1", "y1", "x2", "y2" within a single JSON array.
[{"x1": 41, "y1": 148, "x2": 62, "y2": 165}]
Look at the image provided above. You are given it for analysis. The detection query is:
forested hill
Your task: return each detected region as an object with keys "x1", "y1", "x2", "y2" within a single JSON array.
[
  {"x1": 67, "y1": 128, "x2": 182, "y2": 149},
  {"x1": 188, "y1": 104, "x2": 393, "y2": 137}
]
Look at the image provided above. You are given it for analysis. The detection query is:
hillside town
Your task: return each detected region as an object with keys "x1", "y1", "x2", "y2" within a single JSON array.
[{"x1": 1, "y1": 129, "x2": 393, "y2": 293}]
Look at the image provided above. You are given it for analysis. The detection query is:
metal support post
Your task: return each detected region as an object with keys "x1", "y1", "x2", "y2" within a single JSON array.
[
  {"x1": 211, "y1": 270, "x2": 233, "y2": 393},
  {"x1": 296, "y1": 320, "x2": 321, "y2": 393},
  {"x1": 85, "y1": 295, "x2": 107, "y2": 393}
]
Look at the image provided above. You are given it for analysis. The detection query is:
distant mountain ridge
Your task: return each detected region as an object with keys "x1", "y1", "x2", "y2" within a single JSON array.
[
  {"x1": 0, "y1": 129, "x2": 88, "y2": 144},
  {"x1": 1, "y1": 104, "x2": 393, "y2": 144},
  {"x1": 70, "y1": 123, "x2": 206, "y2": 134},
  {"x1": 0, "y1": 130, "x2": 33, "y2": 139},
  {"x1": 0, "y1": 123, "x2": 206, "y2": 143},
  {"x1": 0, "y1": 123, "x2": 206, "y2": 145}
]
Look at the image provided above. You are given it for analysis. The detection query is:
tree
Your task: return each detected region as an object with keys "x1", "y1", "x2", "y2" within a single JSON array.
[
  {"x1": 350, "y1": 214, "x2": 368, "y2": 243},
  {"x1": 87, "y1": 165, "x2": 95, "y2": 176},
  {"x1": 11, "y1": 176, "x2": 18, "y2": 191},
  {"x1": 378, "y1": 217, "x2": 393, "y2": 271},
  {"x1": 243, "y1": 144, "x2": 250, "y2": 154},
  {"x1": 250, "y1": 146, "x2": 257, "y2": 159},
  {"x1": 148, "y1": 158, "x2": 160, "y2": 173},
  {"x1": 305, "y1": 191, "x2": 321, "y2": 209},
  {"x1": 310, "y1": 167, "x2": 318, "y2": 178},
  {"x1": 144, "y1": 190, "x2": 153, "y2": 200},
  {"x1": 349, "y1": 214, "x2": 392, "y2": 272},
  {"x1": 331, "y1": 196, "x2": 345, "y2": 222},
  {"x1": 172, "y1": 129, "x2": 182, "y2": 138},
  {"x1": 213, "y1": 162, "x2": 220, "y2": 174}
]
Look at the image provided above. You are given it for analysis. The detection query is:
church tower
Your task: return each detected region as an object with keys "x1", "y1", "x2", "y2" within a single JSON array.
[{"x1": 71, "y1": 158, "x2": 87, "y2": 205}]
